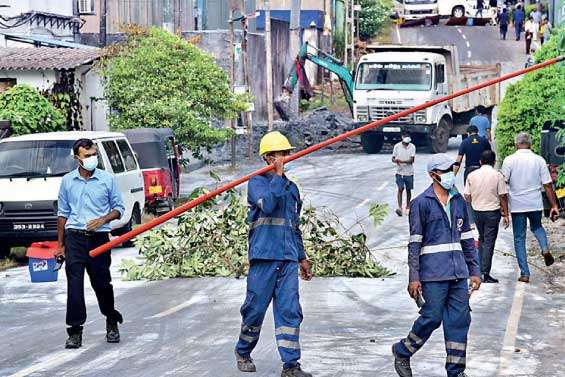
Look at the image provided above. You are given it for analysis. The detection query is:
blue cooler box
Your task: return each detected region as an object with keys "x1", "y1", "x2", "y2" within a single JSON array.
[{"x1": 26, "y1": 242, "x2": 59, "y2": 283}]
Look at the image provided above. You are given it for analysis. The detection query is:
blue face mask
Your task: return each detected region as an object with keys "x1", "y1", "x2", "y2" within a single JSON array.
[
  {"x1": 436, "y1": 171, "x2": 455, "y2": 190},
  {"x1": 80, "y1": 155, "x2": 98, "y2": 171}
]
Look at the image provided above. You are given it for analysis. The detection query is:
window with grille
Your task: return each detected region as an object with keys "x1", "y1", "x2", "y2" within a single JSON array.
[{"x1": 78, "y1": 0, "x2": 95, "y2": 15}]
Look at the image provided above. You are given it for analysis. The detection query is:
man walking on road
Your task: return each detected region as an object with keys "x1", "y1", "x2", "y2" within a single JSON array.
[
  {"x1": 513, "y1": 5, "x2": 525, "y2": 41},
  {"x1": 235, "y1": 131, "x2": 313, "y2": 377},
  {"x1": 464, "y1": 150, "x2": 510, "y2": 283},
  {"x1": 469, "y1": 106, "x2": 491, "y2": 141},
  {"x1": 392, "y1": 131, "x2": 416, "y2": 216},
  {"x1": 392, "y1": 153, "x2": 481, "y2": 377},
  {"x1": 56, "y1": 139, "x2": 125, "y2": 349},
  {"x1": 501, "y1": 132, "x2": 559, "y2": 283},
  {"x1": 454, "y1": 125, "x2": 492, "y2": 184},
  {"x1": 499, "y1": 8, "x2": 509, "y2": 40}
]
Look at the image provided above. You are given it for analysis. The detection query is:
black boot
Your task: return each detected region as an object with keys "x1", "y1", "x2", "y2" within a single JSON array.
[
  {"x1": 481, "y1": 274, "x2": 499, "y2": 283},
  {"x1": 281, "y1": 363, "x2": 312, "y2": 377},
  {"x1": 392, "y1": 345, "x2": 412, "y2": 377},
  {"x1": 235, "y1": 350, "x2": 256, "y2": 372},
  {"x1": 106, "y1": 320, "x2": 120, "y2": 343},
  {"x1": 65, "y1": 328, "x2": 83, "y2": 349}
]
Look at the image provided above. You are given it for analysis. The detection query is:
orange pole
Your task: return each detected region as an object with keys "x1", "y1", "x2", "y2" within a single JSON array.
[{"x1": 90, "y1": 55, "x2": 564, "y2": 257}]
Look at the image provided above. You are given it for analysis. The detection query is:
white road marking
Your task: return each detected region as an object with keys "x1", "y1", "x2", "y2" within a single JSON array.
[
  {"x1": 457, "y1": 27, "x2": 463, "y2": 34},
  {"x1": 148, "y1": 295, "x2": 206, "y2": 319},
  {"x1": 376, "y1": 182, "x2": 388, "y2": 191},
  {"x1": 8, "y1": 346, "x2": 92, "y2": 377},
  {"x1": 355, "y1": 198, "x2": 370, "y2": 209},
  {"x1": 462, "y1": 34, "x2": 467, "y2": 40},
  {"x1": 466, "y1": 40, "x2": 470, "y2": 48},
  {"x1": 467, "y1": 50, "x2": 472, "y2": 58},
  {"x1": 496, "y1": 282, "x2": 527, "y2": 376},
  {"x1": 395, "y1": 25, "x2": 402, "y2": 44}
]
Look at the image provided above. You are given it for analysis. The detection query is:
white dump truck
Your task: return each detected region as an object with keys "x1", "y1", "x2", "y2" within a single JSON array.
[{"x1": 353, "y1": 45, "x2": 500, "y2": 153}]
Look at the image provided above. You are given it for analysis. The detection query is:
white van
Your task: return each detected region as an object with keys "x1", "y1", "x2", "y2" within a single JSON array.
[
  {"x1": 438, "y1": 0, "x2": 491, "y2": 18},
  {"x1": 0, "y1": 131, "x2": 145, "y2": 256}
]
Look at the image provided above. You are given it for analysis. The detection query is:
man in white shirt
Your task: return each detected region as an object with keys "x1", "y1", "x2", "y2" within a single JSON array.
[
  {"x1": 501, "y1": 132, "x2": 559, "y2": 283},
  {"x1": 465, "y1": 150, "x2": 509, "y2": 283},
  {"x1": 392, "y1": 131, "x2": 416, "y2": 217}
]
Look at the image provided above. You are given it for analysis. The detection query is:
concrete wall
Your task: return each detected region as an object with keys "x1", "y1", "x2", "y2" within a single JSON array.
[
  {"x1": 256, "y1": 0, "x2": 327, "y2": 10},
  {"x1": 0, "y1": 70, "x2": 58, "y2": 92}
]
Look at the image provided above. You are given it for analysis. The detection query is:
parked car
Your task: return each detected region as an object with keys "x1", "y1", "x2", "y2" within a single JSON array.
[
  {"x1": 0, "y1": 131, "x2": 145, "y2": 258},
  {"x1": 540, "y1": 120, "x2": 565, "y2": 218},
  {"x1": 123, "y1": 128, "x2": 181, "y2": 214}
]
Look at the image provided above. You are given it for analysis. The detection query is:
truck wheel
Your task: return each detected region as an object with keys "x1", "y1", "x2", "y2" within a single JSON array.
[
  {"x1": 430, "y1": 117, "x2": 451, "y2": 153},
  {"x1": 452, "y1": 6, "x2": 465, "y2": 18},
  {"x1": 361, "y1": 132, "x2": 384, "y2": 154}
]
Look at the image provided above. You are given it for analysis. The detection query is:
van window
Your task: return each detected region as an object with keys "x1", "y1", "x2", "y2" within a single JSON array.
[
  {"x1": 116, "y1": 139, "x2": 138, "y2": 171},
  {"x1": 0, "y1": 140, "x2": 75, "y2": 178},
  {"x1": 102, "y1": 140, "x2": 125, "y2": 174}
]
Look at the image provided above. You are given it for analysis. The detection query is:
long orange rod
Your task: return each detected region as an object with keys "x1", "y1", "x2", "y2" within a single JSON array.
[{"x1": 90, "y1": 55, "x2": 564, "y2": 257}]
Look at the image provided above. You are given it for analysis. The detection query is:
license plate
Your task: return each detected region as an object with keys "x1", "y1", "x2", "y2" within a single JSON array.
[
  {"x1": 149, "y1": 185, "x2": 163, "y2": 194},
  {"x1": 383, "y1": 127, "x2": 401, "y2": 133},
  {"x1": 13, "y1": 223, "x2": 45, "y2": 231},
  {"x1": 556, "y1": 188, "x2": 565, "y2": 199}
]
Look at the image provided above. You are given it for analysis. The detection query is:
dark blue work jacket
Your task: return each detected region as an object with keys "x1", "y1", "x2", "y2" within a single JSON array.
[
  {"x1": 407, "y1": 185, "x2": 480, "y2": 282},
  {"x1": 246, "y1": 173, "x2": 306, "y2": 262}
]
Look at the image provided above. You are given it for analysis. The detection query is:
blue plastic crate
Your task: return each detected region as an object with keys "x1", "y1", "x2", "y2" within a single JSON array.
[{"x1": 28, "y1": 257, "x2": 58, "y2": 283}]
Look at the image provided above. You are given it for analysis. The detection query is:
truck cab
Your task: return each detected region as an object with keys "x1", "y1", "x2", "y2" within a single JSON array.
[{"x1": 354, "y1": 51, "x2": 451, "y2": 152}]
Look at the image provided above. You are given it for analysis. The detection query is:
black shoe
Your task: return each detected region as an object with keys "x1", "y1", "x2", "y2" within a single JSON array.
[
  {"x1": 543, "y1": 252, "x2": 555, "y2": 267},
  {"x1": 456, "y1": 373, "x2": 470, "y2": 377},
  {"x1": 392, "y1": 345, "x2": 412, "y2": 377},
  {"x1": 481, "y1": 274, "x2": 499, "y2": 283},
  {"x1": 106, "y1": 321, "x2": 120, "y2": 343},
  {"x1": 235, "y1": 350, "x2": 256, "y2": 373},
  {"x1": 281, "y1": 363, "x2": 312, "y2": 377},
  {"x1": 395, "y1": 208, "x2": 403, "y2": 217},
  {"x1": 65, "y1": 332, "x2": 82, "y2": 349}
]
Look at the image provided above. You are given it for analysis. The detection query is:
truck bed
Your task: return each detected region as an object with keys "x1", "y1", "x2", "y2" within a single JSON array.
[{"x1": 450, "y1": 64, "x2": 501, "y2": 113}]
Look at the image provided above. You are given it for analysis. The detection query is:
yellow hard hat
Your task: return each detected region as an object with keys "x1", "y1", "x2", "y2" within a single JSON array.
[{"x1": 259, "y1": 131, "x2": 294, "y2": 156}]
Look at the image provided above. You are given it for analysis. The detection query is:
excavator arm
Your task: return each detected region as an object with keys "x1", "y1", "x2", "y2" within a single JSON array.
[{"x1": 275, "y1": 43, "x2": 354, "y2": 120}]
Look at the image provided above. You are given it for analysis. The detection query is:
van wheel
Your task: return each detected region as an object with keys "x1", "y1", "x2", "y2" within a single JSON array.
[
  {"x1": 112, "y1": 219, "x2": 135, "y2": 248},
  {"x1": 430, "y1": 117, "x2": 451, "y2": 153},
  {"x1": 132, "y1": 204, "x2": 142, "y2": 225},
  {"x1": 452, "y1": 6, "x2": 465, "y2": 18},
  {"x1": 361, "y1": 132, "x2": 384, "y2": 154},
  {"x1": 0, "y1": 244, "x2": 11, "y2": 259}
]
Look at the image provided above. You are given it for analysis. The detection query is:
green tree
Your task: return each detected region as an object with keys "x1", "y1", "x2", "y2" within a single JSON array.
[
  {"x1": 101, "y1": 27, "x2": 248, "y2": 155},
  {"x1": 495, "y1": 27, "x2": 565, "y2": 160},
  {"x1": 0, "y1": 84, "x2": 65, "y2": 136},
  {"x1": 359, "y1": 0, "x2": 394, "y2": 41}
]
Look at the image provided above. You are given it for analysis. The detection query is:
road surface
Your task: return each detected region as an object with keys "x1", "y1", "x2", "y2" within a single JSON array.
[{"x1": 1, "y1": 20, "x2": 563, "y2": 377}]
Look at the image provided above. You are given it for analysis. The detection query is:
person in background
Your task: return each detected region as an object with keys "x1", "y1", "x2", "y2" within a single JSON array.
[
  {"x1": 489, "y1": 0, "x2": 499, "y2": 24},
  {"x1": 499, "y1": 7, "x2": 509, "y2": 40},
  {"x1": 392, "y1": 153, "x2": 480, "y2": 377},
  {"x1": 531, "y1": 3, "x2": 543, "y2": 25},
  {"x1": 540, "y1": 16, "x2": 551, "y2": 44},
  {"x1": 464, "y1": 150, "x2": 509, "y2": 284},
  {"x1": 469, "y1": 105, "x2": 491, "y2": 141},
  {"x1": 392, "y1": 131, "x2": 416, "y2": 217},
  {"x1": 235, "y1": 131, "x2": 313, "y2": 377},
  {"x1": 525, "y1": 16, "x2": 535, "y2": 54},
  {"x1": 501, "y1": 132, "x2": 559, "y2": 283},
  {"x1": 476, "y1": 0, "x2": 485, "y2": 18},
  {"x1": 55, "y1": 139, "x2": 125, "y2": 349},
  {"x1": 513, "y1": 5, "x2": 525, "y2": 41}
]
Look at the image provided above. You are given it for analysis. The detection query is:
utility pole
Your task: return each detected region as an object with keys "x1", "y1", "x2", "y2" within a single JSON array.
[
  {"x1": 343, "y1": 0, "x2": 348, "y2": 67},
  {"x1": 229, "y1": 6, "x2": 237, "y2": 168},
  {"x1": 265, "y1": 0, "x2": 274, "y2": 130},
  {"x1": 239, "y1": 0, "x2": 254, "y2": 160},
  {"x1": 289, "y1": 0, "x2": 301, "y2": 119},
  {"x1": 99, "y1": 0, "x2": 107, "y2": 47},
  {"x1": 350, "y1": 0, "x2": 355, "y2": 62}
]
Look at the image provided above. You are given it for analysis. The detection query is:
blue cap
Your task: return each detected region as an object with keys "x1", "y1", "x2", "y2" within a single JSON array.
[{"x1": 427, "y1": 153, "x2": 455, "y2": 172}]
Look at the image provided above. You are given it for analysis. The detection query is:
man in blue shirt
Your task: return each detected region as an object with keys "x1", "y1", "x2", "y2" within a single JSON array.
[
  {"x1": 469, "y1": 106, "x2": 491, "y2": 141},
  {"x1": 55, "y1": 138, "x2": 125, "y2": 349},
  {"x1": 392, "y1": 154, "x2": 481, "y2": 377},
  {"x1": 454, "y1": 125, "x2": 492, "y2": 184},
  {"x1": 514, "y1": 4, "x2": 525, "y2": 41},
  {"x1": 235, "y1": 131, "x2": 313, "y2": 377}
]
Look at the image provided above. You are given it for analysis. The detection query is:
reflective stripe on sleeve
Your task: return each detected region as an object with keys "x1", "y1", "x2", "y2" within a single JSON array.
[
  {"x1": 460, "y1": 231, "x2": 474, "y2": 240},
  {"x1": 420, "y1": 243, "x2": 462, "y2": 255},
  {"x1": 409, "y1": 235, "x2": 423, "y2": 243},
  {"x1": 257, "y1": 198, "x2": 264, "y2": 210}
]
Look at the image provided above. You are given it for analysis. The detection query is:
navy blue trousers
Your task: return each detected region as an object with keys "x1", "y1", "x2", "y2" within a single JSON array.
[
  {"x1": 236, "y1": 260, "x2": 303, "y2": 368},
  {"x1": 394, "y1": 279, "x2": 471, "y2": 377}
]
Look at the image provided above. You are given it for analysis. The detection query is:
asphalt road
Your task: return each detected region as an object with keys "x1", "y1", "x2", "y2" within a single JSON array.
[{"x1": 2, "y1": 20, "x2": 564, "y2": 377}]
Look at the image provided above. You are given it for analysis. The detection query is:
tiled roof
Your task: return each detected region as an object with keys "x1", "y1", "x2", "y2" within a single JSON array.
[{"x1": 0, "y1": 47, "x2": 100, "y2": 70}]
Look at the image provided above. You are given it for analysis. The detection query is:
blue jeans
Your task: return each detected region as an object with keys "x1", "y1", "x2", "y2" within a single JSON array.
[
  {"x1": 394, "y1": 279, "x2": 471, "y2": 377},
  {"x1": 511, "y1": 211, "x2": 550, "y2": 277}
]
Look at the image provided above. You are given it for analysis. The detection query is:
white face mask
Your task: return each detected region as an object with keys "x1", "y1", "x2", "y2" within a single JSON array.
[
  {"x1": 402, "y1": 137, "x2": 411, "y2": 144},
  {"x1": 80, "y1": 155, "x2": 98, "y2": 171}
]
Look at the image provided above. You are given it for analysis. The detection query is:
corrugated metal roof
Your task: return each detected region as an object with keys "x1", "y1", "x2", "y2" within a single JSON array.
[
  {"x1": 1, "y1": 32, "x2": 98, "y2": 50},
  {"x1": 0, "y1": 47, "x2": 100, "y2": 70}
]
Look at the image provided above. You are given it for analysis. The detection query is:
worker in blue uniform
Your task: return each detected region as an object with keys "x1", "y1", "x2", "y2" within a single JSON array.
[
  {"x1": 392, "y1": 153, "x2": 481, "y2": 377},
  {"x1": 235, "y1": 131, "x2": 313, "y2": 377}
]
